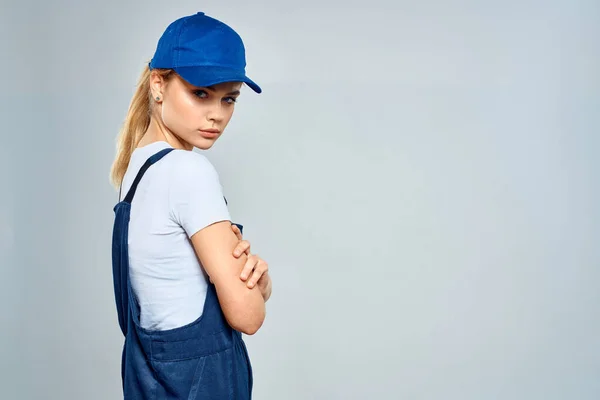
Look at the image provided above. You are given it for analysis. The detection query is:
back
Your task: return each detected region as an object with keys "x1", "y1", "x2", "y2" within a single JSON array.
[{"x1": 120, "y1": 141, "x2": 231, "y2": 331}]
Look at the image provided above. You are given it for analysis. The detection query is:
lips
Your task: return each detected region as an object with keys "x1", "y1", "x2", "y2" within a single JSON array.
[{"x1": 199, "y1": 129, "x2": 220, "y2": 139}]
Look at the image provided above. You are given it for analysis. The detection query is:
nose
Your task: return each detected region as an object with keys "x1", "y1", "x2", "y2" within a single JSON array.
[{"x1": 205, "y1": 101, "x2": 225, "y2": 123}]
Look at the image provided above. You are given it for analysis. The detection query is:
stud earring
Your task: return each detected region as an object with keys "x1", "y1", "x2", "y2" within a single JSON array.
[{"x1": 155, "y1": 96, "x2": 160, "y2": 101}]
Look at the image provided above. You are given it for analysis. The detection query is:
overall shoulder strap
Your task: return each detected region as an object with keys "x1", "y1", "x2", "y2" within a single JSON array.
[{"x1": 122, "y1": 148, "x2": 175, "y2": 204}]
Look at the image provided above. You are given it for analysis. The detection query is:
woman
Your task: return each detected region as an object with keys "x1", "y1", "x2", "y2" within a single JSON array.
[{"x1": 109, "y1": 12, "x2": 272, "y2": 399}]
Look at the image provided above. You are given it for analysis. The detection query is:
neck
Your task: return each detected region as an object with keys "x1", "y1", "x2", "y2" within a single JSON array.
[{"x1": 138, "y1": 117, "x2": 193, "y2": 151}]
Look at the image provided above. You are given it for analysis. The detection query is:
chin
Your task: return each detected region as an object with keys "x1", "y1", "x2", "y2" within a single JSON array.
[{"x1": 193, "y1": 139, "x2": 217, "y2": 151}]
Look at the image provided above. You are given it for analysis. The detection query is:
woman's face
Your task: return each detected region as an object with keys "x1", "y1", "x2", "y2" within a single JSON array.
[{"x1": 152, "y1": 72, "x2": 241, "y2": 150}]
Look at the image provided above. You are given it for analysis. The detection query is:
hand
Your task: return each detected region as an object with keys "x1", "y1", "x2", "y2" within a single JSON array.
[
  {"x1": 231, "y1": 223, "x2": 250, "y2": 257},
  {"x1": 210, "y1": 223, "x2": 249, "y2": 284},
  {"x1": 240, "y1": 254, "x2": 271, "y2": 301},
  {"x1": 256, "y1": 269, "x2": 272, "y2": 302},
  {"x1": 231, "y1": 224, "x2": 272, "y2": 302}
]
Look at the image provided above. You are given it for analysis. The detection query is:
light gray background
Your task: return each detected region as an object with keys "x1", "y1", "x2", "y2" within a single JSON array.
[{"x1": 2, "y1": 0, "x2": 599, "y2": 399}]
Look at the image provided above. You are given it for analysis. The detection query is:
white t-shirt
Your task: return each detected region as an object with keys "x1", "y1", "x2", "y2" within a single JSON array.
[{"x1": 120, "y1": 141, "x2": 231, "y2": 331}]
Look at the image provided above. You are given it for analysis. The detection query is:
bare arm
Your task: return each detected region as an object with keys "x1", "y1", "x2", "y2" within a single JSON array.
[{"x1": 190, "y1": 220, "x2": 266, "y2": 335}]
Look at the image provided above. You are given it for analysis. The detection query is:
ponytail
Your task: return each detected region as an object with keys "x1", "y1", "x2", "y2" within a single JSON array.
[
  {"x1": 110, "y1": 65, "x2": 153, "y2": 189},
  {"x1": 110, "y1": 65, "x2": 174, "y2": 189}
]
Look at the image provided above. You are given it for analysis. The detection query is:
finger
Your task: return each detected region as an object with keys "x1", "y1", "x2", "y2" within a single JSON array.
[
  {"x1": 240, "y1": 255, "x2": 259, "y2": 281},
  {"x1": 231, "y1": 224, "x2": 243, "y2": 240},
  {"x1": 247, "y1": 264, "x2": 267, "y2": 288},
  {"x1": 233, "y1": 240, "x2": 251, "y2": 258},
  {"x1": 247, "y1": 261, "x2": 268, "y2": 288}
]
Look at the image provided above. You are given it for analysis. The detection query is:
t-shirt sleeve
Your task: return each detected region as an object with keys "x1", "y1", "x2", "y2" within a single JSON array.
[{"x1": 169, "y1": 153, "x2": 231, "y2": 238}]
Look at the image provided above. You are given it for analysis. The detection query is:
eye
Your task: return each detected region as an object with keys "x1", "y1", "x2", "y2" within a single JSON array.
[
  {"x1": 223, "y1": 97, "x2": 237, "y2": 104},
  {"x1": 193, "y1": 90, "x2": 208, "y2": 98}
]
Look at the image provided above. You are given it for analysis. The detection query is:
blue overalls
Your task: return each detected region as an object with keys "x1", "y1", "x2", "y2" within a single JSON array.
[{"x1": 111, "y1": 148, "x2": 253, "y2": 399}]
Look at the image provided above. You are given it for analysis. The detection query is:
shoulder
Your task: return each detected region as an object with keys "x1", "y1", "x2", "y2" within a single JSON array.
[
  {"x1": 166, "y1": 150, "x2": 221, "y2": 182},
  {"x1": 167, "y1": 149, "x2": 217, "y2": 173},
  {"x1": 165, "y1": 150, "x2": 230, "y2": 230}
]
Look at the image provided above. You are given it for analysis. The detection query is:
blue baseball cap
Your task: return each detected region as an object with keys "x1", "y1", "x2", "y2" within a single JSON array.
[{"x1": 149, "y1": 12, "x2": 262, "y2": 94}]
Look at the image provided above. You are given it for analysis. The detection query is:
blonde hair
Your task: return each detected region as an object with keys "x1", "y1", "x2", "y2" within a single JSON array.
[{"x1": 110, "y1": 65, "x2": 173, "y2": 189}]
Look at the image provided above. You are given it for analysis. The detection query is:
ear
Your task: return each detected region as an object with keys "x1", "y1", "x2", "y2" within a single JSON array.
[{"x1": 149, "y1": 70, "x2": 166, "y2": 102}]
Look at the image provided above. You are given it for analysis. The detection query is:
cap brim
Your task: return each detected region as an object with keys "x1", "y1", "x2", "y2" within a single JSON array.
[{"x1": 174, "y1": 66, "x2": 262, "y2": 94}]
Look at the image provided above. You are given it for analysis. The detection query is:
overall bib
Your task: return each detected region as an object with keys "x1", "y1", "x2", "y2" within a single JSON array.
[{"x1": 111, "y1": 148, "x2": 253, "y2": 399}]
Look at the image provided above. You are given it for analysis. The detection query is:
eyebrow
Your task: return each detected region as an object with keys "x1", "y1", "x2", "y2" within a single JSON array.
[{"x1": 204, "y1": 85, "x2": 241, "y2": 96}]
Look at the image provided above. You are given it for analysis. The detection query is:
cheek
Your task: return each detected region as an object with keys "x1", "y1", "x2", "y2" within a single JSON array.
[
  {"x1": 223, "y1": 106, "x2": 235, "y2": 124},
  {"x1": 162, "y1": 93, "x2": 202, "y2": 133}
]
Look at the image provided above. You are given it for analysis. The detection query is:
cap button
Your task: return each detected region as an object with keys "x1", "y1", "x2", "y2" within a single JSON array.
[{"x1": 196, "y1": 12, "x2": 205, "y2": 15}]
